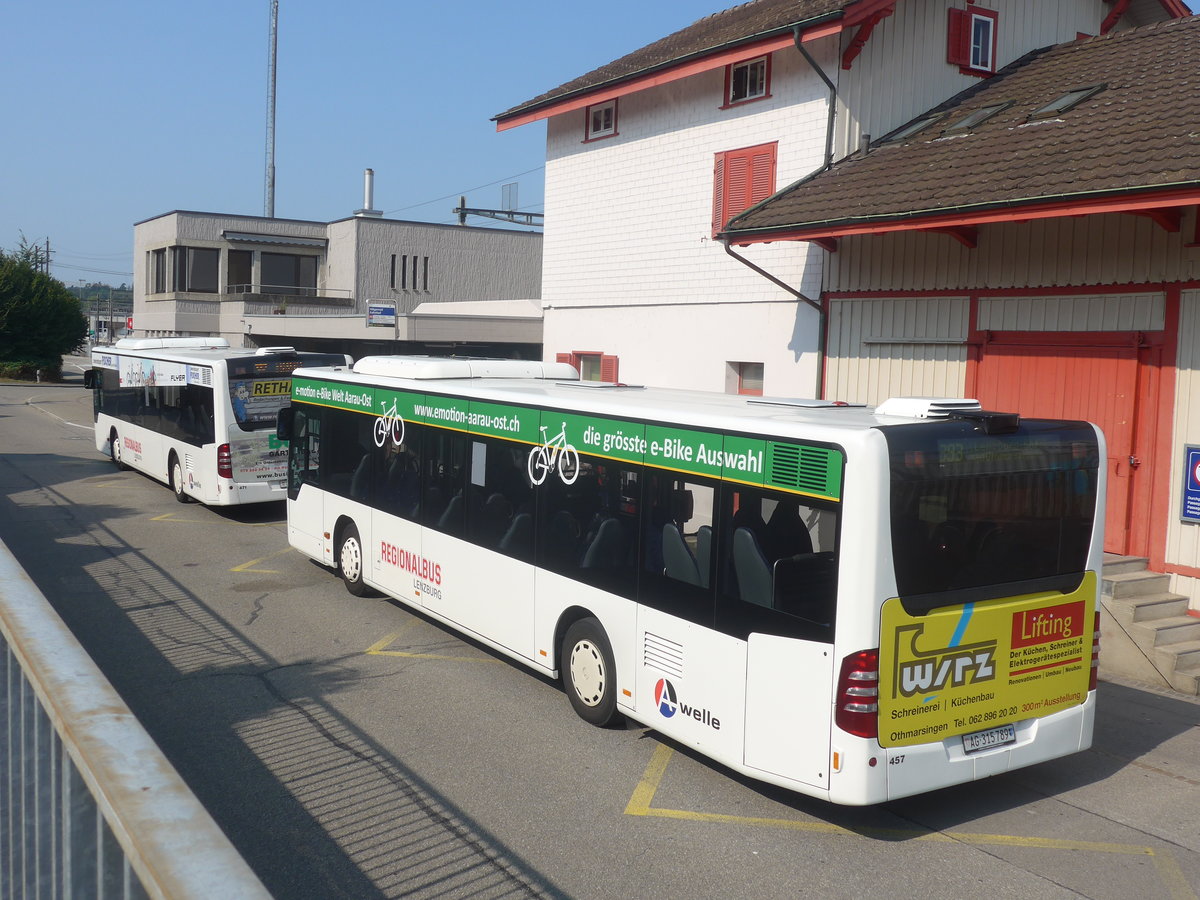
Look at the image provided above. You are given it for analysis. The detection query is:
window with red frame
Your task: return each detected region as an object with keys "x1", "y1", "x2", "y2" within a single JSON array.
[
  {"x1": 712, "y1": 142, "x2": 777, "y2": 237},
  {"x1": 557, "y1": 351, "x2": 619, "y2": 383},
  {"x1": 947, "y1": 5, "x2": 998, "y2": 75},
  {"x1": 584, "y1": 99, "x2": 617, "y2": 141},
  {"x1": 723, "y1": 55, "x2": 771, "y2": 107}
]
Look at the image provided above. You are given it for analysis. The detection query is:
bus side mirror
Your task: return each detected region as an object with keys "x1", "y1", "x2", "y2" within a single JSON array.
[
  {"x1": 82, "y1": 369, "x2": 98, "y2": 389},
  {"x1": 276, "y1": 405, "x2": 294, "y2": 441}
]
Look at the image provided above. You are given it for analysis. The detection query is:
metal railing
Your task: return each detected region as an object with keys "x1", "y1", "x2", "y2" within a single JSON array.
[{"x1": 0, "y1": 541, "x2": 272, "y2": 900}]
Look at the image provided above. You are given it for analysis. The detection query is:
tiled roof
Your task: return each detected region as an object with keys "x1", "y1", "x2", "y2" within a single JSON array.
[
  {"x1": 725, "y1": 14, "x2": 1200, "y2": 239},
  {"x1": 495, "y1": 0, "x2": 854, "y2": 121}
]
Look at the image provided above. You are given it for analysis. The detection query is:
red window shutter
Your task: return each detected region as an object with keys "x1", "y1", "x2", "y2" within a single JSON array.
[
  {"x1": 748, "y1": 145, "x2": 776, "y2": 205},
  {"x1": 712, "y1": 155, "x2": 726, "y2": 236},
  {"x1": 947, "y1": 8, "x2": 970, "y2": 65},
  {"x1": 555, "y1": 352, "x2": 573, "y2": 365},
  {"x1": 713, "y1": 142, "x2": 777, "y2": 236},
  {"x1": 599, "y1": 354, "x2": 619, "y2": 384}
]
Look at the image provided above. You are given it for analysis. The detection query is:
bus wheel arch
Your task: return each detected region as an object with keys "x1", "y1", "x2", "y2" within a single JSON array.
[
  {"x1": 168, "y1": 452, "x2": 190, "y2": 503},
  {"x1": 559, "y1": 612, "x2": 619, "y2": 727},
  {"x1": 334, "y1": 517, "x2": 370, "y2": 597},
  {"x1": 109, "y1": 428, "x2": 127, "y2": 470}
]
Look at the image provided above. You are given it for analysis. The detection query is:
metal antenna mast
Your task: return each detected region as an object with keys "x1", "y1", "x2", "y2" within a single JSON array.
[{"x1": 264, "y1": 0, "x2": 278, "y2": 217}]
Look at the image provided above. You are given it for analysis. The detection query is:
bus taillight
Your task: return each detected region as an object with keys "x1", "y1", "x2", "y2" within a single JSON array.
[
  {"x1": 217, "y1": 443, "x2": 233, "y2": 479},
  {"x1": 1089, "y1": 611, "x2": 1100, "y2": 691},
  {"x1": 835, "y1": 649, "x2": 880, "y2": 739}
]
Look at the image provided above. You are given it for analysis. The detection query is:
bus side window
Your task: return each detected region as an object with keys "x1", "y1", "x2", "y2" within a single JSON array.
[
  {"x1": 467, "y1": 438, "x2": 533, "y2": 561},
  {"x1": 422, "y1": 429, "x2": 468, "y2": 536},
  {"x1": 639, "y1": 473, "x2": 716, "y2": 626},
  {"x1": 376, "y1": 422, "x2": 421, "y2": 523},
  {"x1": 535, "y1": 454, "x2": 639, "y2": 600},
  {"x1": 717, "y1": 486, "x2": 838, "y2": 641},
  {"x1": 322, "y1": 408, "x2": 373, "y2": 502}
]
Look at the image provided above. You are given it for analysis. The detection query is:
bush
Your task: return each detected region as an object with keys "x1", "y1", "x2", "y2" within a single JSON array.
[{"x1": 0, "y1": 251, "x2": 88, "y2": 374}]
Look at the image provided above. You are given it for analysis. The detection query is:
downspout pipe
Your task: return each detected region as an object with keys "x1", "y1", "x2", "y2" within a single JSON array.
[{"x1": 719, "y1": 24, "x2": 839, "y2": 396}]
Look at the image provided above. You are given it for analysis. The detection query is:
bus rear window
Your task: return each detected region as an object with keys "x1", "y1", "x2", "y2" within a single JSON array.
[
  {"x1": 229, "y1": 376, "x2": 294, "y2": 429},
  {"x1": 883, "y1": 420, "x2": 1099, "y2": 612}
]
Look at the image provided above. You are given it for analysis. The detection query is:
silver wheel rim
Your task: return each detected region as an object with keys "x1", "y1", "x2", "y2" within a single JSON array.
[
  {"x1": 341, "y1": 537, "x2": 361, "y2": 582},
  {"x1": 569, "y1": 639, "x2": 606, "y2": 707},
  {"x1": 173, "y1": 462, "x2": 183, "y2": 494}
]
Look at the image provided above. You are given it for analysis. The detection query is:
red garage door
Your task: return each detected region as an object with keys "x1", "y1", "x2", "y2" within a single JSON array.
[{"x1": 971, "y1": 333, "x2": 1154, "y2": 556}]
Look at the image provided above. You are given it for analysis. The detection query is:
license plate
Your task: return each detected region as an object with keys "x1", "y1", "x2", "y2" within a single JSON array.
[{"x1": 961, "y1": 724, "x2": 1016, "y2": 754}]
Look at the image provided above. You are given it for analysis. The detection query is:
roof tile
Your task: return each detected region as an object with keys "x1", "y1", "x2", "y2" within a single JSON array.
[{"x1": 727, "y1": 15, "x2": 1200, "y2": 237}]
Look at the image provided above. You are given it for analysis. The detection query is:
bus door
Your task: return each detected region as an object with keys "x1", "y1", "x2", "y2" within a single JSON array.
[
  {"x1": 635, "y1": 473, "x2": 746, "y2": 763},
  {"x1": 286, "y1": 405, "x2": 328, "y2": 563},
  {"x1": 419, "y1": 433, "x2": 538, "y2": 658}
]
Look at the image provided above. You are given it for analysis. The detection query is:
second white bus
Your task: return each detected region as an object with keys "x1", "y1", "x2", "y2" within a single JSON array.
[
  {"x1": 85, "y1": 337, "x2": 349, "y2": 505},
  {"x1": 279, "y1": 356, "x2": 1105, "y2": 805}
]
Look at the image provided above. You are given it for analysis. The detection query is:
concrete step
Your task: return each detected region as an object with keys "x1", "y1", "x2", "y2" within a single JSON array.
[
  {"x1": 1148, "y1": 615, "x2": 1200, "y2": 647},
  {"x1": 1102, "y1": 554, "x2": 1152, "y2": 575},
  {"x1": 1106, "y1": 592, "x2": 1191, "y2": 625},
  {"x1": 1103, "y1": 569, "x2": 1173, "y2": 599}
]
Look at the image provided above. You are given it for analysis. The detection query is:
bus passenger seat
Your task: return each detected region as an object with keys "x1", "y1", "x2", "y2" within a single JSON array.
[
  {"x1": 349, "y1": 455, "x2": 371, "y2": 502},
  {"x1": 499, "y1": 512, "x2": 533, "y2": 557},
  {"x1": 733, "y1": 527, "x2": 772, "y2": 608},
  {"x1": 582, "y1": 518, "x2": 624, "y2": 569},
  {"x1": 662, "y1": 523, "x2": 701, "y2": 586}
]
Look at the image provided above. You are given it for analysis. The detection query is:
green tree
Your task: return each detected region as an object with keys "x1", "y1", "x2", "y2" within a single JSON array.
[{"x1": 0, "y1": 248, "x2": 88, "y2": 379}]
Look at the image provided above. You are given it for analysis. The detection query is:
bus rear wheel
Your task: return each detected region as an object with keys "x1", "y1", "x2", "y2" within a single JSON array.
[
  {"x1": 561, "y1": 617, "x2": 619, "y2": 727},
  {"x1": 338, "y1": 523, "x2": 369, "y2": 597},
  {"x1": 169, "y1": 453, "x2": 190, "y2": 503}
]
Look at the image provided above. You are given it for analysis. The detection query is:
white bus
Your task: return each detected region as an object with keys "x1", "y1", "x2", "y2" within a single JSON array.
[
  {"x1": 85, "y1": 338, "x2": 349, "y2": 505},
  {"x1": 279, "y1": 356, "x2": 1104, "y2": 805}
]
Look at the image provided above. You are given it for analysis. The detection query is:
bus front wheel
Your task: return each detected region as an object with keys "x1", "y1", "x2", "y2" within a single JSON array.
[
  {"x1": 338, "y1": 523, "x2": 369, "y2": 597},
  {"x1": 561, "y1": 617, "x2": 619, "y2": 727},
  {"x1": 110, "y1": 430, "x2": 127, "y2": 470}
]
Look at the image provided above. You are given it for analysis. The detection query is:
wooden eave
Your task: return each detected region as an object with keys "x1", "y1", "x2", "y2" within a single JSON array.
[
  {"x1": 491, "y1": 0, "x2": 913, "y2": 133},
  {"x1": 723, "y1": 185, "x2": 1200, "y2": 248}
]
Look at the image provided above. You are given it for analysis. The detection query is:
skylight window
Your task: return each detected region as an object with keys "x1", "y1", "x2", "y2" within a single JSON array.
[
  {"x1": 1029, "y1": 84, "x2": 1106, "y2": 119},
  {"x1": 944, "y1": 102, "x2": 1011, "y2": 133},
  {"x1": 883, "y1": 114, "x2": 946, "y2": 143}
]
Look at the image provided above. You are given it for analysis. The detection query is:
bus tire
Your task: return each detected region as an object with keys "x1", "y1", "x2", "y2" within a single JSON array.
[
  {"x1": 110, "y1": 429, "x2": 127, "y2": 470},
  {"x1": 338, "y1": 523, "x2": 370, "y2": 597},
  {"x1": 561, "y1": 617, "x2": 619, "y2": 727},
  {"x1": 169, "y1": 453, "x2": 190, "y2": 503}
]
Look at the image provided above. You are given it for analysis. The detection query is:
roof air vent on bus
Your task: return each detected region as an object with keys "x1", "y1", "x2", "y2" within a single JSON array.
[
  {"x1": 255, "y1": 346, "x2": 297, "y2": 356},
  {"x1": 874, "y1": 397, "x2": 983, "y2": 419}
]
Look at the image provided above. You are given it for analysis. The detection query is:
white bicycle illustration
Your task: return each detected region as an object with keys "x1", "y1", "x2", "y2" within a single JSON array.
[
  {"x1": 373, "y1": 398, "x2": 406, "y2": 447},
  {"x1": 527, "y1": 423, "x2": 580, "y2": 485}
]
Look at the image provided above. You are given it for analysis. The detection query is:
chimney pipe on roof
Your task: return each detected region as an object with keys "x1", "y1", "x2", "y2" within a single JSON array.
[{"x1": 355, "y1": 168, "x2": 383, "y2": 217}]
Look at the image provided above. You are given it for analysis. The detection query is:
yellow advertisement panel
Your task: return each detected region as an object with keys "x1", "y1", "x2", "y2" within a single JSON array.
[{"x1": 878, "y1": 573, "x2": 1095, "y2": 748}]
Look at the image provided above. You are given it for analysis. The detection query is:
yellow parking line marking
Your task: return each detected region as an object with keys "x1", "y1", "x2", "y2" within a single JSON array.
[
  {"x1": 229, "y1": 547, "x2": 294, "y2": 574},
  {"x1": 625, "y1": 745, "x2": 1197, "y2": 899},
  {"x1": 366, "y1": 624, "x2": 502, "y2": 664}
]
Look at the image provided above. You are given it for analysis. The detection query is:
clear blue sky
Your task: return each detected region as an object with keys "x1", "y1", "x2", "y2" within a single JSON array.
[{"x1": 3, "y1": 0, "x2": 1196, "y2": 286}]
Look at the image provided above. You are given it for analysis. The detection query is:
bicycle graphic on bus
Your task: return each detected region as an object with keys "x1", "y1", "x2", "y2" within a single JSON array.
[
  {"x1": 373, "y1": 398, "x2": 406, "y2": 448},
  {"x1": 527, "y1": 422, "x2": 580, "y2": 485}
]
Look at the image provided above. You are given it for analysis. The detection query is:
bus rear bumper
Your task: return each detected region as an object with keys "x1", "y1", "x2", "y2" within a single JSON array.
[{"x1": 879, "y1": 691, "x2": 1096, "y2": 803}]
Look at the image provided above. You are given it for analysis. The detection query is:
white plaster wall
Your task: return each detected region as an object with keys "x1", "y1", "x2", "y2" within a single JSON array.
[
  {"x1": 539, "y1": 40, "x2": 834, "y2": 391},
  {"x1": 543, "y1": 299, "x2": 821, "y2": 396}
]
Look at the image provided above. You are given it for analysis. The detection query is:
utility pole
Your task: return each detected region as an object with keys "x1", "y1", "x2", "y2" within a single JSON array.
[
  {"x1": 264, "y1": 0, "x2": 278, "y2": 218},
  {"x1": 44, "y1": 238, "x2": 51, "y2": 275}
]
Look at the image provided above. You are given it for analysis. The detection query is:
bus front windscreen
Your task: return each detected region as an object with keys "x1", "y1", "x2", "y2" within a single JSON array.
[{"x1": 883, "y1": 419, "x2": 1099, "y2": 612}]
